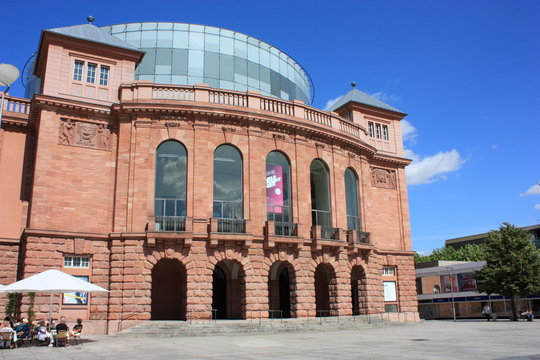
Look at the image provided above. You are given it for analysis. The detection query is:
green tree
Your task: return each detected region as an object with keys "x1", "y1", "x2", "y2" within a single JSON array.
[
  {"x1": 475, "y1": 223, "x2": 540, "y2": 320},
  {"x1": 415, "y1": 244, "x2": 487, "y2": 264}
]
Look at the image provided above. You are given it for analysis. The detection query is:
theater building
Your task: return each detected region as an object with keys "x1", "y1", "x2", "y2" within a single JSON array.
[{"x1": 0, "y1": 22, "x2": 418, "y2": 333}]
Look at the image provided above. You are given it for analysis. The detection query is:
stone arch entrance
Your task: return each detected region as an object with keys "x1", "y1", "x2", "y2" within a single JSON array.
[
  {"x1": 212, "y1": 260, "x2": 245, "y2": 319},
  {"x1": 151, "y1": 258, "x2": 187, "y2": 320},
  {"x1": 314, "y1": 263, "x2": 337, "y2": 316},
  {"x1": 351, "y1": 265, "x2": 367, "y2": 315},
  {"x1": 268, "y1": 261, "x2": 295, "y2": 318}
]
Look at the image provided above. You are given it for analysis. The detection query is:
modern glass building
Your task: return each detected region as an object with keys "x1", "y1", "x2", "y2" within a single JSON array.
[{"x1": 100, "y1": 22, "x2": 314, "y2": 104}]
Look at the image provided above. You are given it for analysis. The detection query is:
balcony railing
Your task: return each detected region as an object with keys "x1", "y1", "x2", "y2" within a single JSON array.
[
  {"x1": 121, "y1": 83, "x2": 369, "y2": 142},
  {"x1": 0, "y1": 94, "x2": 31, "y2": 115},
  {"x1": 321, "y1": 226, "x2": 340, "y2": 240},
  {"x1": 155, "y1": 216, "x2": 186, "y2": 232},
  {"x1": 217, "y1": 218, "x2": 245, "y2": 233},
  {"x1": 274, "y1": 222, "x2": 298, "y2": 237}
]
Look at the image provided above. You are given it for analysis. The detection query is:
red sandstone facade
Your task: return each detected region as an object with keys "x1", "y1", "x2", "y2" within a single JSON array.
[{"x1": 0, "y1": 25, "x2": 418, "y2": 334}]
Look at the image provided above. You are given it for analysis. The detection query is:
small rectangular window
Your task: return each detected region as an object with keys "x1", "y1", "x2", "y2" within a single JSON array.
[
  {"x1": 382, "y1": 266, "x2": 395, "y2": 276},
  {"x1": 73, "y1": 61, "x2": 83, "y2": 81},
  {"x1": 87, "y1": 63, "x2": 97, "y2": 83},
  {"x1": 383, "y1": 125, "x2": 389, "y2": 140},
  {"x1": 64, "y1": 256, "x2": 90, "y2": 268},
  {"x1": 99, "y1": 66, "x2": 109, "y2": 86},
  {"x1": 376, "y1": 124, "x2": 381, "y2": 139},
  {"x1": 368, "y1": 122, "x2": 374, "y2": 137}
]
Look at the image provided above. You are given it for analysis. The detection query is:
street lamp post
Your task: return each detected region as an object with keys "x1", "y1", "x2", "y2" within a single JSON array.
[
  {"x1": 0, "y1": 63, "x2": 20, "y2": 129},
  {"x1": 447, "y1": 266, "x2": 457, "y2": 322}
]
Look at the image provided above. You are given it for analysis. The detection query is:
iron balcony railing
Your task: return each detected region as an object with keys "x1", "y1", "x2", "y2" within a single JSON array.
[
  {"x1": 155, "y1": 216, "x2": 186, "y2": 232},
  {"x1": 217, "y1": 218, "x2": 245, "y2": 233},
  {"x1": 312, "y1": 209, "x2": 331, "y2": 227},
  {"x1": 274, "y1": 222, "x2": 298, "y2": 236}
]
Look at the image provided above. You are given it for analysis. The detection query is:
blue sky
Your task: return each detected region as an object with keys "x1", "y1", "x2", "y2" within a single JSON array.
[{"x1": 2, "y1": 0, "x2": 539, "y2": 254}]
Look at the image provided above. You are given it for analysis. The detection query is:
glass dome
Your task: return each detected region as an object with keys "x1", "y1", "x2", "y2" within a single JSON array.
[{"x1": 101, "y1": 22, "x2": 314, "y2": 104}]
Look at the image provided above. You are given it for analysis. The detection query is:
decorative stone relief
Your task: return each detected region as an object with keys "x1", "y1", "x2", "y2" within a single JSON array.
[
  {"x1": 371, "y1": 167, "x2": 397, "y2": 189},
  {"x1": 58, "y1": 118, "x2": 111, "y2": 150}
]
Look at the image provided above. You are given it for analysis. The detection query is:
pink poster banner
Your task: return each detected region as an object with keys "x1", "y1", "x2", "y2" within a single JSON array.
[{"x1": 266, "y1": 165, "x2": 283, "y2": 213}]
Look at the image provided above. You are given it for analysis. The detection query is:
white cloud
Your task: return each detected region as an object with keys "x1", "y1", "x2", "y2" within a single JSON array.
[
  {"x1": 370, "y1": 91, "x2": 401, "y2": 105},
  {"x1": 401, "y1": 119, "x2": 417, "y2": 143},
  {"x1": 324, "y1": 94, "x2": 344, "y2": 111},
  {"x1": 405, "y1": 149, "x2": 465, "y2": 185},
  {"x1": 535, "y1": 204, "x2": 540, "y2": 210},
  {"x1": 520, "y1": 183, "x2": 540, "y2": 197},
  {"x1": 415, "y1": 249, "x2": 432, "y2": 256}
]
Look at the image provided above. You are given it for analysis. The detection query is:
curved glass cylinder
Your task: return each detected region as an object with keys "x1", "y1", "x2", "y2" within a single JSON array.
[
  {"x1": 213, "y1": 144, "x2": 243, "y2": 219},
  {"x1": 345, "y1": 168, "x2": 360, "y2": 231},
  {"x1": 101, "y1": 22, "x2": 314, "y2": 104},
  {"x1": 266, "y1": 151, "x2": 292, "y2": 223},
  {"x1": 155, "y1": 140, "x2": 187, "y2": 217},
  {"x1": 310, "y1": 159, "x2": 331, "y2": 227}
]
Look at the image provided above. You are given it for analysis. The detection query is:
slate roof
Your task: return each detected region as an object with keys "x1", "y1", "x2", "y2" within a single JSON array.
[
  {"x1": 44, "y1": 24, "x2": 141, "y2": 52},
  {"x1": 327, "y1": 88, "x2": 404, "y2": 114}
]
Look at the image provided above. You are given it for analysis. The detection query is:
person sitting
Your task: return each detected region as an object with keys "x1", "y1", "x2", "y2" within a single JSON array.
[
  {"x1": 520, "y1": 309, "x2": 534, "y2": 322},
  {"x1": 36, "y1": 320, "x2": 51, "y2": 346},
  {"x1": 15, "y1": 318, "x2": 30, "y2": 340},
  {"x1": 55, "y1": 316, "x2": 69, "y2": 346},
  {"x1": 68, "y1": 318, "x2": 83, "y2": 344},
  {"x1": 0, "y1": 319, "x2": 16, "y2": 349}
]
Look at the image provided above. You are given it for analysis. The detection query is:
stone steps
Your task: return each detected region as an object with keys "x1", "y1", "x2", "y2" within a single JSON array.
[{"x1": 117, "y1": 315, "x2": 401, "y2": 337}]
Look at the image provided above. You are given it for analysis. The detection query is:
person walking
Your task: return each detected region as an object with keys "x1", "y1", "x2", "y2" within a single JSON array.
[{"x1": 482, "y1": 304, "x2": 492, "y2": 321}]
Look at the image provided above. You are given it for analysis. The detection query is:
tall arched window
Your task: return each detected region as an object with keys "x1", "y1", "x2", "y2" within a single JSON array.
[
  {"x1": 266, "y1": 151, "x2": 294, "y2": 236},
  {"x1": 213, "y1": 144, "x2": 243, "y2": 223},
  {"x1": 345, "y1": 168, "x2": 360, "y2": 231},
  {"x1": 310, "y1": 159, "x2": 331, "y2": 227},
  {"x1": 155, "y1": 140, "x2": 187, "y2": 231},
  {"x1": 266, "y1": 151, "x2": 292, "y2": 222}
]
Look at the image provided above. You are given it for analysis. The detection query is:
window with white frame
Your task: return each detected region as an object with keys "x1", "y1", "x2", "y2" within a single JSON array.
[
  {"x1": 64, "y1": 256, "x2": 90, "y2": 268},
  {"x1": 73, "y1": 61, "x2": 84, "y2": 81},
  {"x1": 382, "y1": 266, "x2": 395, "y2": 276},
  {"x1": 367, "y1": 121, "x2": 389, "y2": 141},
  {"x1": 73, "y1": 60, "x2": 110, "y2": 87},
  {"x1": 86, "y1": 63, "x2": 97, "y2": 83},
  {"x1": 99, "y1": 66, "x2": 110, "y2": 86}
]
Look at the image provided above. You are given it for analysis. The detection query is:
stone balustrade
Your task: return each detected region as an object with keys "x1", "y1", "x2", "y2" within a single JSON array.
[
  {"x1": 1, "y1": 94, "x2": 31, "y2": 115},
  {"x1": 119, "y1": 83, "x2": 368, "y2": 142}
]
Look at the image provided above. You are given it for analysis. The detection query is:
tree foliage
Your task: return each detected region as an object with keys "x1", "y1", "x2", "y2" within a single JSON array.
[
  {"x1": 415, "y1": 243, "x2": 487, "y2": 264},
  {"x1": 475, "y1": 223, "x2": 540, "y2": 320}
]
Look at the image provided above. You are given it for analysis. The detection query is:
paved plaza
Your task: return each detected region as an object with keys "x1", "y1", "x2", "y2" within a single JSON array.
[{"x1": 1, "y1": 320, "x2": 539, "y2": 360}]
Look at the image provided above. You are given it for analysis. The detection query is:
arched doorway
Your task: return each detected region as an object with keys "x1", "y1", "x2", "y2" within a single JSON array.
[
  {"x1": 351, "y1": 266, "x2": 367, "y2": 315},
  {"x1": 268, "y1": 261, "x2": 295, "y2": 318},
  {"x1": 151, "y1": 259, "x2": 187, "y2": 320},
  {"x1": 315, "y1": 263, "x2": 336, "y2": 316},
  {"x1": 212, "y1": 260, "x2": 245, "y2": 319}
]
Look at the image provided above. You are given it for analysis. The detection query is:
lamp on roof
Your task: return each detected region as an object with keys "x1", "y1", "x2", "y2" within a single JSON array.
[
  {"x1": 87, "y1": 16, "x2": 95, "y2": 24},
  {"x1": 0, "y1": 63, "x2": 20, "y2": 129}
]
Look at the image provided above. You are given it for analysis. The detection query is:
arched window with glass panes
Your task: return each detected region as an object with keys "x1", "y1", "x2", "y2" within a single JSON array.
[
  {"x1": 154, "y1": 140, "x2": 187, "y2": 231},
  {"x1": 213, "y1": 144, "x2": 244, "y2": 233},
  {"x1": 310, "y1": 159, "x2": 337, "y2": 239},
  {"x1": 344, "y1": 168, "x2": 361, "y2": 232}
]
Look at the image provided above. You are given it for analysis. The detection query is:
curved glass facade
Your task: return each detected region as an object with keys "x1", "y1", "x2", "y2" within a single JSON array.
[{"x1": 101, "y1": 22, "x2": 313, "y2": 104}]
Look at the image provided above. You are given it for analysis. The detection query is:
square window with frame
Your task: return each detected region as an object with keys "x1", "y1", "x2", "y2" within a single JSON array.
[{"x1": 382, "y1": 266, "x2": 395, "y2": 276}]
